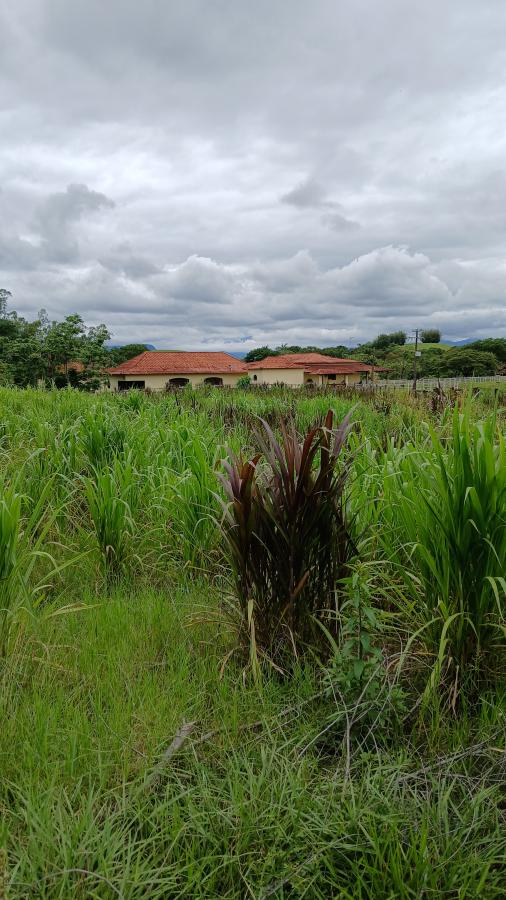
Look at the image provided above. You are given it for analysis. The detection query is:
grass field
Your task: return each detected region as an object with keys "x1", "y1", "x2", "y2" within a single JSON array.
[
  {"x1": 0, "y1": 385, "x2": 505, "y2": 898},
  {"x1": 401, "y1": 341, "x2": 452, "y2": 352}
]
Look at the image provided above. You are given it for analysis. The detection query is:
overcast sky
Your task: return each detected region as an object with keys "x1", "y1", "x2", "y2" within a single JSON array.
[{"x1": 1, "y1": 1, "x2": 505, "y2": 349}]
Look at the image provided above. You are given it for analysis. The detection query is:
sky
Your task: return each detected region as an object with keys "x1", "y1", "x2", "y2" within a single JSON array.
[{"x1": 1, "y1": 0, "x2": 505, "y2": 351}]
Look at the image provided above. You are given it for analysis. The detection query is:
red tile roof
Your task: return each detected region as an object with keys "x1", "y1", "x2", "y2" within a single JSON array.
[
  {"x1": 57, "y1": 359, "x2": 87, "y2": 373},
  {"x1": 107, "y1": 351, "x2": 248, "y2": 376},
  {"x1": 246, "y1": 353, "x2": 375, "y2": 374},
  {"x1": 247, "y1": 353, "x2": 339, "y2": 369}
]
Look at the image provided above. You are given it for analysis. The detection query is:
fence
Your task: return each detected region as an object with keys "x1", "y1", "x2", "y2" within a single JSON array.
[{"x1": 372, "y1": 375, "x2": 506, "y2": 390}]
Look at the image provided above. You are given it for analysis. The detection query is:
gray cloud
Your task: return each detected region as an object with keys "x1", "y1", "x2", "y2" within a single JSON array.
[
  {"x1": 1, "y1": 1, "x2": 506, "y2": 347},
  {"x1": 281, "y1": 179, "x2": 329, "y2": 209},
  {"x1": 32, "y1": 183, "x2": 115, "y2": 263}
]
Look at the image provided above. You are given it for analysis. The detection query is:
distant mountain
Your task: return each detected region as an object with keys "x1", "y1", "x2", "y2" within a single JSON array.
[{"x1": 442, "y1": 338, "x2": 477, "y2": 346}]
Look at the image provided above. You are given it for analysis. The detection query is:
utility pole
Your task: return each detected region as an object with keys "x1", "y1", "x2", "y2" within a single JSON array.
[{"x1": 412, "y1": 328, "x2": 420, "y2": 393}]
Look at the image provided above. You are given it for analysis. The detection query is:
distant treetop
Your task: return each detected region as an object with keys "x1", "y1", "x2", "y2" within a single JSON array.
[{"x1": 420, "y1": 328, "x2": 441, "y2": 343}]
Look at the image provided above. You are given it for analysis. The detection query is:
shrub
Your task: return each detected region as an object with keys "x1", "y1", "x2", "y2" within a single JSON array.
[{"x1": 219, "y1": 410, "x2": 354, "y2": 667}]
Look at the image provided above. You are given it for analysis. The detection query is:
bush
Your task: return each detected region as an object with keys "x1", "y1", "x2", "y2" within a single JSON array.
[
  {"x1": 420, "y1": 328, "x2": 441, "y2": 343},
  {"x1": 219, "y1": 410, "x2": 354, "y2": 668}
]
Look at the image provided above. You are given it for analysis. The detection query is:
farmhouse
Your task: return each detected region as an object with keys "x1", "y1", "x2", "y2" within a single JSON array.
[
  {"x1": 107, "y1": 351, "x2": 248, "y2": 390},
  {"x1": 246, "y1": 353, "x2": 378, "y2": 386}
]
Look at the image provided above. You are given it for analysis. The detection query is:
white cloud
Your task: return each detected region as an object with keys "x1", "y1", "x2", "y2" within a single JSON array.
[{"x1": 0, "y1": 1, "x2": 506, "y2": 345}]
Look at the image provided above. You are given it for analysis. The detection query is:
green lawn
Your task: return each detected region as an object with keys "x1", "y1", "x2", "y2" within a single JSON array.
[{"x1": 401, "y1": 342, "x2": 452, "y2": 352}]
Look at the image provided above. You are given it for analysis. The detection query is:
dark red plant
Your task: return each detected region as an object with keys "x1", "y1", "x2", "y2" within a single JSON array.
[{"x1": 218, "y1": 410, "x2": 354, "y2": 664}]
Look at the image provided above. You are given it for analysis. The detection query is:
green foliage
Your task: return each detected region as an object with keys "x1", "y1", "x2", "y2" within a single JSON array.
[
  {"x1": 371, "y1": 330, "x2": 407, "y2": 350},
  {"x1": 0, "y1": 481, "x2": 22, "y2": 656},
  {"x1": 85, "y1": 457, "x2": 135, "y2": 580},
  {"x1": 244, "y1": 345, "x2": 274, "y2": 362},
  {"x1": 79, "y1": 411, "x2": 127, "y2": 469},
  {"x1": 379, "y1": 407, "x2": 506, "y2": 692},
  {"x1": 0, "y1": 294, "x2": 111, "y2": 386},
  {"x1": 466, "y1": 338, "x2": 506, "y2": 364},
  {"x1": 421, "y1": 328, "x2": 442, "y2": 343},
  {"x1": 219, "y1": 410, "x2": 354, "y2": 664},
  {"x1": 236, "y1": 374, "x2": 251, "y2": 388},
  {"x1": 0, "y1": 384, "x2": 504, "y2": 898},
  {"x1": 107, "y1": 343, "x2": 151, "y2": 365},
  {"x1": 442, "y1": 348, "x2": 498, "y2": 376},
  {"x1": 323, "y1": 566, "x2": 406, "y2": 738}
]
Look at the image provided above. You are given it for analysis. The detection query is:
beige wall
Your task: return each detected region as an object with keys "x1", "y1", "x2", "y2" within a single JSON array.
[
  {"x1": 249, "y1": 368, "x2": 305, "y2": 386},
  {"x1": 250, "y1": 369, "x2": 366, "y2": 387},
  {"x1": 108, "y1": 372, "x2": 244, "y2": 391},
  {"x1": 108, "y1": 369, "x2": 369, "y2": 391},
  {"x1": 317, "y1": 372, "x2": 364, "y2": 386}
]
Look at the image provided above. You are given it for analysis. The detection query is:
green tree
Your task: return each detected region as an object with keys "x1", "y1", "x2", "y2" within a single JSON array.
[
  {"x1": 419, "y1": 347, "x2": 446, "y2": 376},
  {"x1": 319, "y1": 345, "x2": 353, "y2": 358},
  {"x1": 43, "y1": 314, "x2": 87, "y2": 377},
  {"x1": 420, "y1": 328, "x2": 441, "y2": 343},
  {"x1": 441, "y1": 349, "x2": 497, "y2": 377},
  {"x1": 80, "y1": 324, "x2": 111, "y2": 368},
  {"x1": 465, "y1": 338, "x2": 506, "y2": 364},
  {"x1": 371, "y1": 331, "x2": 406, "y2": 350},
  {"x1": 108, "y1": 344, "x2": 150, "y2": 366},
  {"x1": 244, "y1": 346, "x2": 275, "y2": 362}
]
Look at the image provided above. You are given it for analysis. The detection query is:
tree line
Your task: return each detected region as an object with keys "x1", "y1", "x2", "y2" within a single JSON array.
[{"x1": 0, "y1": 290, "x2": 148, "y2": 388}]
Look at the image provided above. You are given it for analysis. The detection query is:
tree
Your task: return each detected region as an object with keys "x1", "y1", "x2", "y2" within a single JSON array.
[
  {"x1": 80, "y1": 324, "x2": 111, "y2": 368},
  {"x1": 465, "y1": 339, "x2": 506, "y2": 364},
  {"x1": 43, "y1": 314, "x2": 87, "y2": 377},
  {"x1": 418, "y1": 347, "x2": 446, "y2": 377},
  {"x1": 0, "y1": 288, "x2": 12, "y2": 317},
  {"x1": 420, "y1": 328, "x2": 441, "y2": 343},
  {"x1": 371, "y1": 331, "x2": 406, "y2": 350},
  {"x1": 0, "y1": 289, "x2": 20, "y2": 341},
  {"x1": 441, "y1": 349, "x2": 497, "y2": 377},
  {"x1": 320, "y1": 345, "x2": 353, "y2": 358},
  {"x1": 107, "y1": 344, "x2": 151, "y2": 366},
  {"x1": 0, "y1": 298, "x2": 47, "y2": 386},
  {"x1": 244, "y1": 346, "x2": 275, "y2": 362}
]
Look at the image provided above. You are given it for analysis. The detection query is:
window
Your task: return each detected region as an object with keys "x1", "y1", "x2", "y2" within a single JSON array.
[{"x1": 118, "y1": 380, "x2": 145, "y2": 391}]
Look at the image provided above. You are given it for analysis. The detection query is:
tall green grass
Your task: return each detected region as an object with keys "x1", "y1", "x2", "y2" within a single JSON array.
[
  {"x1": 378, "y1": 406, "x2": 506, "y2": 695},
  {"x1": 0, "y1": 385, "x2": 504, "y2": 898}
]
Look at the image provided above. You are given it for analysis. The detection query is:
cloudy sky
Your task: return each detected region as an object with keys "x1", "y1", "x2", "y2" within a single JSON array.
[{"x1": 1, "y1": 0, "x2": 505, "y2": 350}]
